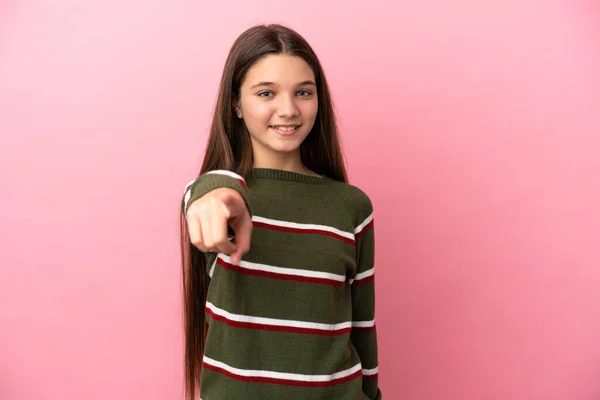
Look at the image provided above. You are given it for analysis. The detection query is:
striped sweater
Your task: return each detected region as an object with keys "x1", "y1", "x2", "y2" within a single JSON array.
[{"x1": 183, "y1": 168, "x2": 382, "y2": 400}]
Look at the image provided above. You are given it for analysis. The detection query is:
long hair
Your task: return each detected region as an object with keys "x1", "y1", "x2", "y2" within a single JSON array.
[{"x1": 180, "y1": 23, "x2": 348, "y2": 400}]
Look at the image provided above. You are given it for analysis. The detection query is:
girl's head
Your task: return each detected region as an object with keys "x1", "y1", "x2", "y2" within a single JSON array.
[
  {"x1": 234, "y1": 53, "x2": 318, "y2": 167},
  {"x1": 201, "y1": 24, "x2": 347, "y2": 182}
]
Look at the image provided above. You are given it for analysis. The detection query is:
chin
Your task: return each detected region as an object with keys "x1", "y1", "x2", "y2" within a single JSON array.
[
  {"x1": 270, "y1": 144, "x2": 302, "y2": 153},
  {"x1": 267, "y1": 137, "x2": 306, "y2": 153}
]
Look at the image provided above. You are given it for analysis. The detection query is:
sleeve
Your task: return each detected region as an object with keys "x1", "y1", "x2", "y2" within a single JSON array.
[
  {"x1": 181, "y1": 169, "x2": 252, "y2": 217},
  {"x1": 181, "y1": 170, "x2": 252, "y2": 277},
  {"x1": 350, "y1": 195, "x2": 382, "y2": 400}
]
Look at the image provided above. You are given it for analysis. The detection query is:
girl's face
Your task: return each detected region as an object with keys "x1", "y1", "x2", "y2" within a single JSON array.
[{"x1": 235, "y1": 54, "x2": 318, "y2": 164}]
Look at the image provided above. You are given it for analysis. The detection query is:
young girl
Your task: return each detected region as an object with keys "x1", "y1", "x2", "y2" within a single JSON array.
[{"x1": 180, "y1": 24, "x2": 382, "y2": 400}]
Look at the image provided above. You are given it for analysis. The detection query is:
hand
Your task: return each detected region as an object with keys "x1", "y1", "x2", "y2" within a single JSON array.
[{"x1": 186, "y1": 188, "x2": 252, "y2": 265}]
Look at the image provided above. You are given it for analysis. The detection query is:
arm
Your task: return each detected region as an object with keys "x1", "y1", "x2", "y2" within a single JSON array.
[{"x1": 351, "y1": 199, "x2": 382, "y2": 400}]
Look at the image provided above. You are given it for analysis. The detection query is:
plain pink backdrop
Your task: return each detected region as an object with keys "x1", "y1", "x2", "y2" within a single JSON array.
[{"x1": 1, "y1": 1, "x2": 599, "y2": 399}]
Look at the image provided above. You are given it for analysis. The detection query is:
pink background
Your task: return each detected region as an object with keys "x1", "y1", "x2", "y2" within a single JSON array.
[{"x1": 1, "y1": 1, "x2": 599, "y2": 399}]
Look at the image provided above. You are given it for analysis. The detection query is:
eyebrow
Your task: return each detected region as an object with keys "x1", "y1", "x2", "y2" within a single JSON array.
[{"x1": 250, "y1": 80, "x2": 317, "y2": 89}]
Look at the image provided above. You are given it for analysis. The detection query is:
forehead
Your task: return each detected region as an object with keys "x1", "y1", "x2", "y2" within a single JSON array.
[{"x1": 243, "y1": 54, "x2": 315, "y2": 86}]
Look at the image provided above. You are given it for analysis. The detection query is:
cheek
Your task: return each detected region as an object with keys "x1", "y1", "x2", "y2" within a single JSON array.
[
  {"x1": 244, "y1": 101, "x2": 274, "y2": 126},
  {"x1": 301, "y1": 99, "x2": 319, "y2": 122}
]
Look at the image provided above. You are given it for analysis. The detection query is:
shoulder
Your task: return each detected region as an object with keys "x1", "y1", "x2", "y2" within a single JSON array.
[{"x1": 325, "y1": 179, "x2": 374, "y2": 226}]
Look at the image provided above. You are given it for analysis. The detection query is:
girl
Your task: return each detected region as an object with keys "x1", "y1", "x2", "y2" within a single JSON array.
[{"x1": 180, "y1": 24, "x2": 382, "y2": 400}]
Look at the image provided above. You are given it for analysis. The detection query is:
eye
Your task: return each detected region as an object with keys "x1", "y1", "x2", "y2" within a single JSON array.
[
  {"x1": 258, "y1": 91, "x2": 273, "y2": 98},
  {"x1": 297, "y1": 90, "x2": 312, "y2": 97}
]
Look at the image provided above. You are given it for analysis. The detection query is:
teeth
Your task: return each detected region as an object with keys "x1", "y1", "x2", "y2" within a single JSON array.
[{"x1": 272, "y1": 126, "x2": 298, "y2": 132}]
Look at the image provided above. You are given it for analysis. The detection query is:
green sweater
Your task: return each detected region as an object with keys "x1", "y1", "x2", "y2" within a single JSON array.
[{"x1": 183, "y1": 168, "x2": 382, "y2": 400}]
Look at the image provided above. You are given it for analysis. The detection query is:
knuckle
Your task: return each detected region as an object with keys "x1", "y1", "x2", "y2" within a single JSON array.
[
  {"x1": 191, "y1": 240, "x2": 206, "y2": 251},
  {"x1": 215, "y1": 238, "x2": 228, "y2": 248},
  {"x1": 188, "y1": 231, "x2": 198, "y2": 242},
  {"x1": 197, "y1": 202, "x2": 210, "y2": 215},
  {"x1": 189, "y1": 199, "x2": 203, "y2": 212}
]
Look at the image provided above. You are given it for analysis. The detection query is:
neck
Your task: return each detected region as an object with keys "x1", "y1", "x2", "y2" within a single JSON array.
[{"x1": 252, "y1": 151, "x2": 316, "y2": 176}]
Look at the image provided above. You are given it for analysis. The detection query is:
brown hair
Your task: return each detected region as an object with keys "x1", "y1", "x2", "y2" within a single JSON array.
[{"x1": 179, "y1": 23, "x2": 348, "y2": 400}]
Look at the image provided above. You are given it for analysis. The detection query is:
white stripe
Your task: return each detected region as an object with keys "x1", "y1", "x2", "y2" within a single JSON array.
[
  {"x1": 184, "y1": 179, "x2": 196, "y2": 193},
  {"x1": 354, "y1": 212, "x2": 374, "y2": 235},
  {"x1": 208, "y1": 257, "x2": 217, "y2": 278},
  {"x1": 183, "y1": 189, "x2": 192, "y2": 214},
  {"x1": 354, "y1": 267, "x2": 375, "y2": 282},
  {"x1": 203, "y1": 356, "x2": 362, "y2": 382},
  {"x1": 205, "y1": 170, "x2": 246, "y2": 183},
  {"x1": 183, "y1": 179, "x2": 195, "y2": 214},
  {"x1": 206, "y1": 301, "x2": 353, "y2": 331},
  {"x1": 219, "y1": 254, "x2": 346, "y2": 283},
  {"x1": 351, "y1": 320, "x2": 376, "y2": 329},
  {"x1": 252, "y1": 216, "x2": 354, "y2": 241},
  {"x1": 362, "y1": 366, "x2": 379, "y2": 376}
]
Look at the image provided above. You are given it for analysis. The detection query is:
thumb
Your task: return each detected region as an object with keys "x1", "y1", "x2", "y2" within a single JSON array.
[
  {"x1": 229, "y1": 212, "x2": 252, "y2": 265},
  {"x1": 219, "y1": 190, "x2": 247, "y2": 217}
]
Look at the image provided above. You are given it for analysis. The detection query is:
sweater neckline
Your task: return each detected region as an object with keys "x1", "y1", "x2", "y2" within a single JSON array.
[{"x1": 247, "y1": 168, "x2": 328, "y2": 184}]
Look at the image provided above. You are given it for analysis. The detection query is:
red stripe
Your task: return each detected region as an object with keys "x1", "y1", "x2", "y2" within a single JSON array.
[
  {"x1": 363, "y1": 373, "x2": 378, "y2": 381},
  {"x1": 253, "y1": 221, "x2": 355, "y2": 245},
  {"x1": 217, "y1": 258, "x2": 345, "y2": 286},
  {"x1": 236, "y1": 178, "x2": 247, "y2": 188},
  {"x1": 202, "y1": 362, "x2": 362, "y2": 387},
  {"x1": 355, "y1": 219, "x2": 374, "y2": 239},
  {"x1": 206, "y1": 309, "x2": 351, "y2": 336},
  {"x1": 352, "y1": 325, "x2": 376, "y2": 333},
  {"x1": 353, "y1": 275, "x2": 375, "y2": 286}
]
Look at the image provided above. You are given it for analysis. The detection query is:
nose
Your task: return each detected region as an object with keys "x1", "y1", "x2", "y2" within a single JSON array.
[{"x1": 276, "y1": 93, "x2": 300, "y2": 118}]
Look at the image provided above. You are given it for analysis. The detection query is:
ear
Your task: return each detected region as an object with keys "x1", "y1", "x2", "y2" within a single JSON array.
[{"x1": 232, "y1": 96, "x2": 243, "y2": 119}]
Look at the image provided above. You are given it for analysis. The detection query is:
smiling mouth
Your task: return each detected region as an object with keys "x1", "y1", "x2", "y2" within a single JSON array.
[{"x1": 270, "y1": 125, "x2": 301, "y2": 132}]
